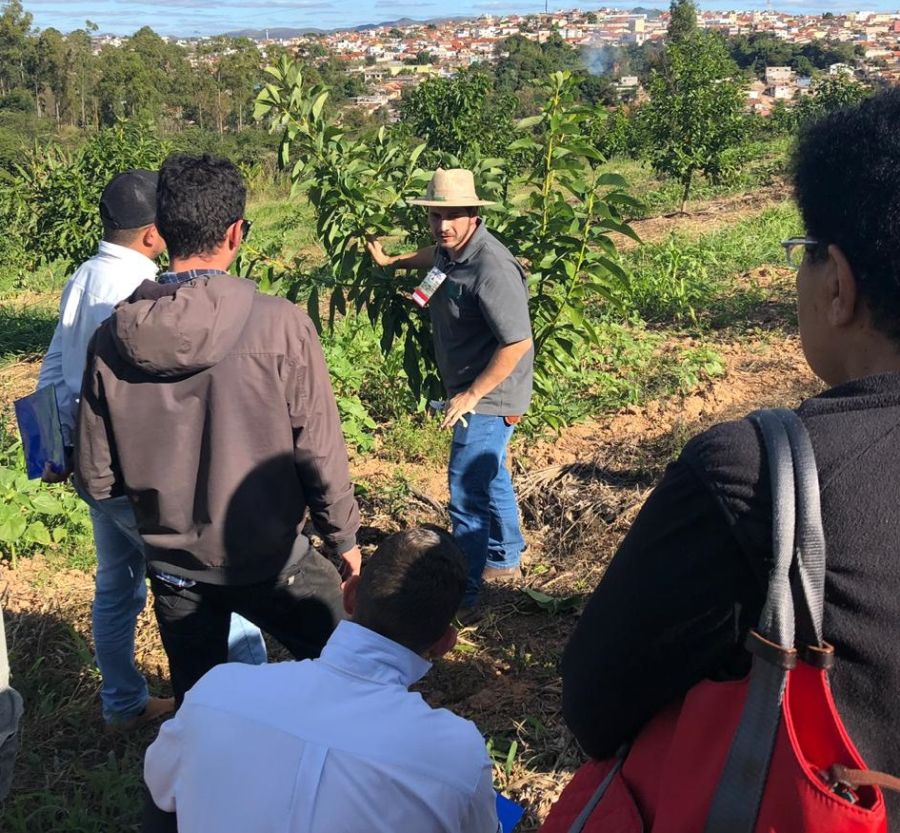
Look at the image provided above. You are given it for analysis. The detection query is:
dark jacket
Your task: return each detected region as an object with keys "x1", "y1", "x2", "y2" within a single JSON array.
[
  {"x1": 75, "y1": 274, "x2": 359, "y2": 586},
  {"x1": 562, "y1": 373, "x2": 900, "y2": 825}
]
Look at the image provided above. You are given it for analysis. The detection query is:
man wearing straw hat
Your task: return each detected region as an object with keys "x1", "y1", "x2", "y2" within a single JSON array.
[{"x1": 367, "y1": 169, "x2": 533, "y2": 616}]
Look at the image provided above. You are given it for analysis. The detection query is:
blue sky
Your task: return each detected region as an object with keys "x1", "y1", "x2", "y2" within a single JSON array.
[
  {"x1": 21, "y1": 0, "x2": 899, "y2": 37},
  {"x1": 25, "y1": 0, "x2": 556, "y2": 36}
]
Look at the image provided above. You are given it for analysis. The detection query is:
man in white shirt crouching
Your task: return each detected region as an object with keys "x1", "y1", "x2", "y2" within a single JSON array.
[{"x1": 143, "y1": 527, "x2": 500, "y2": 833}]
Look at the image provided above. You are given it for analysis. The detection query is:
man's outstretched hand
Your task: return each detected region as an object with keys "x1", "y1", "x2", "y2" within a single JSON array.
[{"x1": 365, "y1": 237, "x2": 392, "y2": 268}]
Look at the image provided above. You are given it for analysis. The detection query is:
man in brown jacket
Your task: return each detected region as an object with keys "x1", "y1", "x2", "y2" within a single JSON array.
[{"x1": 76, "y1": 154, "x2": 360, "y2": 703}]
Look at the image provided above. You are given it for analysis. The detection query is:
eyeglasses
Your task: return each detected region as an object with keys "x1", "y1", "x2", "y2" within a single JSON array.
[
  {"x1": 781, "y1": 237, "x2": 820, "y2": 269},
  {"x1": 240, "y1": 219, "x2": 253, "y2": 241}
]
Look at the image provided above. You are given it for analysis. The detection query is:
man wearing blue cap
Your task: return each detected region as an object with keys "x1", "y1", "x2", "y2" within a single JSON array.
[{"x1": 37, "y1": 170, "x2": 265, "y2": 731}]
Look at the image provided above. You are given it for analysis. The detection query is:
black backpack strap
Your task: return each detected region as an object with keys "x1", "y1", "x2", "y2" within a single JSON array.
[{"x1": 704, "y1": 408, "x2": 826, "y2": 833}]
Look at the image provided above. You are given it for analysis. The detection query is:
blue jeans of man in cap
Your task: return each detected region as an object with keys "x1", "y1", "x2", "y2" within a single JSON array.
[
  {"x1": 448, "y1": 414, "x2": 526, "y2": 606},
  {"x1": 87, "y1": 495, "x2": 266, "y2": 723}
]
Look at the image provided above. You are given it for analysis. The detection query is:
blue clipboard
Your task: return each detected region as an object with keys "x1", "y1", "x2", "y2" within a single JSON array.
[
  {"x1": 13, "y1": 386, "x2": 66, "y2": 479},
  {"x1": 496, "y1": 793, "x2": 525, "y2": 832}
]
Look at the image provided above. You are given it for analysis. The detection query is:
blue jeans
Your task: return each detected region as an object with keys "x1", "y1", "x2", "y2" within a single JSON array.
[
  {"x1": 448, "y1": 414, "x2": 525, "y2": 606},
  {"x1": 87, "y1": 496, "x2": 266, "y2": 723}
]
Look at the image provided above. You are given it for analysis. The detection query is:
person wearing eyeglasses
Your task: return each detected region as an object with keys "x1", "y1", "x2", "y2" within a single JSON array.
[
  {"x1": 561, "y1": 89, "x2": 900, "y2": 825},
  {"x1": 75, "y1": 153, "x2": 361, "y2": 704}
]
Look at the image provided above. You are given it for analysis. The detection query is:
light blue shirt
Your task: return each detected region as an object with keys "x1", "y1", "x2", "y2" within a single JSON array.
[
  {"x1": 145, "y1": 621, "x2": 500, "y2": 833},
  {"x1": 37, "y1": 241, "x2": 158, "y2": 443}
]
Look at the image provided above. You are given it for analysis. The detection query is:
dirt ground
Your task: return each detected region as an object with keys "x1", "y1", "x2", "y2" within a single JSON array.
[{"x1": 617, "y1": 185, "x2": 790, "y2": 250}]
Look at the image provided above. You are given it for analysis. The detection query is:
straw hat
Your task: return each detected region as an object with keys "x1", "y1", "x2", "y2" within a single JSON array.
[{"x1": 408, "y1": 168, "x2": 496, "y2": 207}]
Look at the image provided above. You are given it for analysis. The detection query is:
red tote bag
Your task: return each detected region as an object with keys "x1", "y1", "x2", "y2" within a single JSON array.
[{"x1": 542, "y1": 409, "x2": 897, "y2": 833}]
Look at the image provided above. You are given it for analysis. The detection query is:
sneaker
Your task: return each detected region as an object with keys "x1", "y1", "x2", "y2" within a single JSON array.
[
  {"x1": 105, "y1": 696, "x2": 175, "y2": 733},
  {"x1": 482, "y1": 564, "x2": 523, "y2": 585}
]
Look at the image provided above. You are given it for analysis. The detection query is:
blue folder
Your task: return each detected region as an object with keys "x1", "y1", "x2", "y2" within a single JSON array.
[
  {"x1": 14, "y1": 386, "x2": 66, "y2": 479},
  {"x1": 496, "y1": 793, "x2": 525, "y2": 832}
]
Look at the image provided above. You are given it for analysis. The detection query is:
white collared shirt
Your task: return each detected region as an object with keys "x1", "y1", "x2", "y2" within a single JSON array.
[
  {"x1": 37, "y1": 241, "x2": 158, "y2": 443},
  {"x1": 145, "y1": 621, "x2": 500, "y2": 833}
]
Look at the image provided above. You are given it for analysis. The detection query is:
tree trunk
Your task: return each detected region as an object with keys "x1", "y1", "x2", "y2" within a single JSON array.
[{"x1": 679, "y1": 172, "x2": 693, "y2": 214}]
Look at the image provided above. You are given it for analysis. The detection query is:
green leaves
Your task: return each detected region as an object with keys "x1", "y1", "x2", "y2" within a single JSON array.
[
  {"x1": 0, "y1": 507, "x2": 26, "y2": 544},
  {"x1": 398, "y1": 71, "x2": 516, "y2": 168},
  {"x1": 255, "y1": 62, "x2": 445, "y2": 405},
  {"x1": 11, "y1": 119, "x2": 169, "y2": 271},
  {"x1": 522, "y1": 588, "x2": 580, "y2": 615},
  {"x1": 0, "y1": 423, "x2": 91, "y2": 562},
  {"x1": 516, "y1": 114, "x2": 544, "y2": 130},
  {"x1": 499, "y1": 72, "x2": 640, "y2": 422}
]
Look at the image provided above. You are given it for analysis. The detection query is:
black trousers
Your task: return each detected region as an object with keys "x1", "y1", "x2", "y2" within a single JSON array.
[
  {"x1": 150, "y1": 549, "x2": 345, "y2": 704},
  {"x1": 142, "y1": 787, "x2": 177, "y2": 833}
]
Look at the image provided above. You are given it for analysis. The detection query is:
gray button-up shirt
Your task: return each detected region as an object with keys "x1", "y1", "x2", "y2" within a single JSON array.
[{"x1": 431, "y1": 221, "x2": 534, "y2": 416}]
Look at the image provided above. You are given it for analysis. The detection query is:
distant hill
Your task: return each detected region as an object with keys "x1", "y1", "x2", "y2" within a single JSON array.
[
  {"x1": 629, "y1": 7, "x2": 665, "y2": 18},
  {"x1": 222, "y1": 16, "x2": 468, "y2": 40},
  {"x1": 222, "y1": 27, "x2": 324, "y2": 38}
]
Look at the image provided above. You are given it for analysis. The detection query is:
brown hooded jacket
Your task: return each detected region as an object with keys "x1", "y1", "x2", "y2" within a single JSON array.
[{"x1": 75, "y1": 274, "x2": 359, "y2": 585}]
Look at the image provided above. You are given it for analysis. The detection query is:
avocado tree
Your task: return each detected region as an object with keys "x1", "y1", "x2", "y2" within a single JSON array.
[
  {"x1": 398, "y1": 71, "x2": 516, "y2": 166},
  {"x1": 643, "y1": 31, "x2": 746, "y2": 211}
]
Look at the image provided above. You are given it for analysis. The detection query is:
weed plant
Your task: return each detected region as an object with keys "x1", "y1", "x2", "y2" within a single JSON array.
[
  {"x1": 0, "y1": 419, "x2": 92, "y2": 564},
  {"x1": 621, "y1": 201, "x2": 799, "y2": 326},
  {"x1": 378, "y1": 413, "x2": 448, "y2": 467},
  {"x1": 0, "y1": 301, "x2": 56, "y2": 360}
]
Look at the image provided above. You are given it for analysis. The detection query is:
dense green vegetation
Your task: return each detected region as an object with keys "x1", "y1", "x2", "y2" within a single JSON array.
[
  {"x1": 725, "y1": 31, "x2": 864, "y2": 79},
  {"x1": 643, "y1": 26, "x2": 746, "y2": 210}
]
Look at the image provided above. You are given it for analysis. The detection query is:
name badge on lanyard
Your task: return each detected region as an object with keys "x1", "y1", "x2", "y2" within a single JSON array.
[{"x1": 412, "y1": 267, "x2": 447, "y2": 308}]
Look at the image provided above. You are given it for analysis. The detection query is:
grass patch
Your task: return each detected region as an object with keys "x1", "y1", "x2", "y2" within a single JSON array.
[
  {"x1": 620, "y1": 201, "x2": 800, "y2": 328},
  {"x1": 0, "y1": 299, "x2": 57, "y2": 363},
  {"x1": 528, "y1": 319, "x2": 725, "y2": 434},
  {"x1": 3, "y1": 595, "x2": 150, "y2": 833},
  {"x1": 378, "y1": 413, "x2": 448, "y2": 467},
  {"x1": 597, "y1": 135, "x2": 790, "y2": 218},
  {"x1": 0, "y1": 261, "x2": 71, "y2": 298},
  {"x1": 246, "y1": 192, "x2": 321, "y2": 262}
]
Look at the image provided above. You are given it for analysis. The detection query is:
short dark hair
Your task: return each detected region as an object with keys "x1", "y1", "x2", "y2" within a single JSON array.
[
  {"x1": 353, "y1": 527, "x2": 467, "y2": 654},
  {"x1": 102, "y1": 224, "x2": 150, "y2": 246},
  {"x1": 793, "y1": 89, "x2": 900, "y2": 343},
  {"x1": 156, "y1": 153, "x2": 246, "y2": 260}
]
